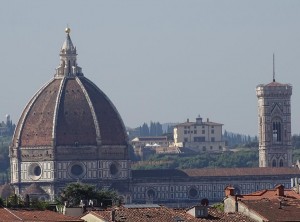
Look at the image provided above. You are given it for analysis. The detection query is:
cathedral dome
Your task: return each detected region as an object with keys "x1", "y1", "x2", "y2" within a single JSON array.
[{"x1": 12, "y1": 29, "x2": 127, "y2": 150}]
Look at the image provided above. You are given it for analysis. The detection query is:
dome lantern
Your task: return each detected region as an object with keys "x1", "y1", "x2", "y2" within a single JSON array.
[{"x1": 55, "y1": 27, "x2": 83, "y2": 77}]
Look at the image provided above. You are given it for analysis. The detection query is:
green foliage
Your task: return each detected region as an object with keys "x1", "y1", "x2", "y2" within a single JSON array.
[
  {"x1": 293, "y1": 149, "x2": 300, "y2": 163},
  {"x1": 5, "y1": 194, "x2": 24, "y2": 208},
  {"x1": 133, "y1": 150, "x2": 259, "y2": 170},
  {"x1": 2, "y1": 194, "x2": 49, "y2": 210},
  {"x1": 30, "y1": 198, "x2": 49, "y2": 210},
  {"x1": 58, "y1": 182, "x2": 97, "y2": 206},
  {"x1": 0, "y1": 136, "x2": 10, "y2": 180},
  {"x1": 57, "y1": 182, "x2": 120, "y2": 207},
  {"x1": 223, "y1": 130, "x2": 256, "y2": 148},
  {"x1": 138, "y1": 122, "x2": 163, "y2": 136},
  {"x1": 292, "y1": 134, "x2": 300, "y2": 149},
  {"x1": 212, "y1": 202, "x2": 224, "y2": 211}
]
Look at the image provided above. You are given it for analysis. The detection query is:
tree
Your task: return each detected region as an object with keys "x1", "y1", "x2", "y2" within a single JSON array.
[
  {"x1": 140, "y1": 123, "x2": 149, "y2": 136},
  {"x1": 57, "y1": 182, "x2": 120, "y2": 208}
]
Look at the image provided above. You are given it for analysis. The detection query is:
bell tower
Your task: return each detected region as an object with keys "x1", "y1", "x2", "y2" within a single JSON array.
[{"x1": 256, "y1": 56, "x2": 292, "y2": 167}]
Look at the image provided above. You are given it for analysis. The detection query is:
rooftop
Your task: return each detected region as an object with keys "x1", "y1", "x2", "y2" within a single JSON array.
[
  {"x1": 132, "y1": 167, "x2": 300, "y2": 179},
  {"x1": 82, "y1": 205, "x2": 254, "y2": 222},
  {"x1": 225, "y1": 185, "x2": 300, "y2": 221},
  {"x1": 0, "y1": 208, "x2": 83, "y2": 222}
]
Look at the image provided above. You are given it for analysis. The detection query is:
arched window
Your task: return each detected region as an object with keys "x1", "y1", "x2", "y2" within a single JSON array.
[
  {"x1": 68, "y1": 60, "x2": 71, "y2": 74},
  {"x1": 279, "y1": 159, "x2": 284, "y2": 167},
  {"x1": 272, "y1": 119, "x2": 282, "y2": 143},
  {"x1": 146, "y1": 189, "x2": 156, "y2": 199},
  {"x1": 272, "y1": 159, "x2": 277, "y2": 167}
]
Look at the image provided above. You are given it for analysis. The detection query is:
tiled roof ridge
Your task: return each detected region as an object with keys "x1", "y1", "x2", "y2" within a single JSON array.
[
  {"x1": 237, "y1": 200, "x2": 269, "y2": 222},
  {"x1": 241, "y1": 189, "x2": 269, "y2": 197},
  {"x1": 3, "y1": 207, "x2": 22, "y2": 221},
  {"x1": 87, "y1": 210, "x2": 109, "y2": 220}
]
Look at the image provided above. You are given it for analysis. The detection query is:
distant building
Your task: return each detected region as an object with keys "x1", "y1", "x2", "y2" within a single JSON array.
[
  {"x1": 0, "y1": 114, "x2": 15, "y2": 137},
  {"x1": 131, "y1": 136, "x2": 179, "y2": 159},
  {"x1": 256, "y1": 71, "x2": 292, "y2": 167},
  {"x1": 131, "y1": 167, "x2": 299, "y2": 206},
  {"x1": 131, "y1": 136, "x2": 169, "y2": 148},
  {"x1": 173, "y1": 116, "x2": 226, "y2": 152}
]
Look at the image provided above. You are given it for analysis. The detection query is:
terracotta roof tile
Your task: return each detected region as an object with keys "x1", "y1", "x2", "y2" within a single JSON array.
[
  {"x1": 83, "y1": 206, "x2": 254, "y2": 222},
  {"x1": 13, "y1": 76, "x2": 128, "y2": 150},
  {"x1": 241, "y1": 199, "x2": 300, "y2": 221},
  {"x1": 227, "y1": 186, "x2": 300, "y2": 221},
  {"x1": 0, "y1": 208, "x2": 83, "y2": 222},
  {"x1": 176, "y1": 121, "x2": 223, "y2": 127},
  {"x1": 182, "y1": 167, "x2": 300, "y2": 177},
  {"x1": 133, "y1": 167, "x2": 300, "y2": 179},
  {"x1": 265, "y1": 81, "x2": 289, "y2": 87}
]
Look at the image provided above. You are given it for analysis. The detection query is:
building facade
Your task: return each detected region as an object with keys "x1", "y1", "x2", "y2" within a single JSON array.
[
  {"x1": 173, "y1": 117, "x2": 226, "y2": 152},
  {"x1": 131, "y1": 136, "x2": 169, "y2": 148},
  {"x1": 131, "y1": 167, "x2": 299, "y2": 207},
  {"x1": 256, "y1": 79, "x2": 292, "y2": 167}
]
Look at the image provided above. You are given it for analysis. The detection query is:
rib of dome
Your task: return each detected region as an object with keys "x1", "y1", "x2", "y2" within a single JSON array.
[
  {"x1": 13, "y1": 79, "x2": 60, "y2": 147},
  {"x1": 79, "y1": 77, "x2": 127, "y2": 145},
  {"x1": 12, "y1": 76, "x2": 128, "y2": 149},
  {"x1": 55, "y1": 77, "x2": 97, "y2": 146}
]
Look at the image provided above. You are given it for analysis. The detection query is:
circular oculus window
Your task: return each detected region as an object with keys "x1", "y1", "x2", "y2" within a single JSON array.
[
  {"x1": 28, "y1": 163, "x2": 42, "y2": 181},
  {"x1": 68, "y1": 162, "x2": 86, "y2": 178},
  {"x1": 146, "y1": 189, "x2": 156, "y2": 198},
  {"x1": 188, "y1": 187, "x2": 198, "y2": 198},
  {"x1": 109, "y1": 163, "x2": 119, "y2": 176},
  {"x1": 71, "y1": 164, "x2": 84, "y2": 176}
]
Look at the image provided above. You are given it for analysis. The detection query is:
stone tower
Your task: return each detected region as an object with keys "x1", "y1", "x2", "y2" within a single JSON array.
[{"x1": 256, "y1": 65, "x2": 292, "y2": 167}]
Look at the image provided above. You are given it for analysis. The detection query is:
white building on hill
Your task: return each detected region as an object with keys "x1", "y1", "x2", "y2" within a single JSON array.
[{"x1": 173, "y1": 116, "x2": 226, "y2": 152}]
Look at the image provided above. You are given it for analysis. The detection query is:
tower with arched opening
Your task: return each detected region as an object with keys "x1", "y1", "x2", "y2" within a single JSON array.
[{"x1": 256, "y1": 73, "x2": 292, "y2": 167}]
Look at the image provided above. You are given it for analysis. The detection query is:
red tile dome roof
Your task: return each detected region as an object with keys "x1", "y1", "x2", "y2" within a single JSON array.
[{"x1": 12, "y1": 29, "x2": 127, "y2": 150}]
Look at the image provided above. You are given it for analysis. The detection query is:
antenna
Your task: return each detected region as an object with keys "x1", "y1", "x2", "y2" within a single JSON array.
[{"x1": 273, "y1": 53, "x2": 275, "y2": 82}]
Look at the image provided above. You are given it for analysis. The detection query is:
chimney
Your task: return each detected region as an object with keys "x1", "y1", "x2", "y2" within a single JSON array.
[
  {"x1": 225, "y1": 186, "x2": 235, "y2": 197},
  {"x1": 207, "y1": 118, "x2": 209, "y2": 122},
  {"x1": 235, "y1": 195, "x2": 238, "y2": 212},
  {"x1": 187, "y1": 118, "x2": 189, "y2": 123},
  {"x1": 275, "y1": 184, "x2": 284, "y2": 197},
  {"x1": 111, "y1": 209, "x2": 116, "y2": 222}
]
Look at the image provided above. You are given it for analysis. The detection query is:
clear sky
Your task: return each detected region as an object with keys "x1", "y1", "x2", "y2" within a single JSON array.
[{"x1": 1, "y1": 1, "x2": 300, "y2": 136}]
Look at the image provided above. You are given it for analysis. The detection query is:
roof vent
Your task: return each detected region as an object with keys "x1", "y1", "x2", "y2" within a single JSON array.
[
  {"x1": 275, "y1": 184, "x2": 284, "y2": 196},
  {"x1": 187, "y1": 205, "x2": 208, "y2": 218}
]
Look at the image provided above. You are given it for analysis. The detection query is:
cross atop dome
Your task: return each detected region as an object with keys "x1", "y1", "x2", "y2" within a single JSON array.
[{"x1": 55, "y1": 27, "x2": 83, "y2": 78}]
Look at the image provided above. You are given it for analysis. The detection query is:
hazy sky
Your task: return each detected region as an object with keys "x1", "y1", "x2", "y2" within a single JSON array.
[{"x1": 1, "y1": 1, "x2": 300, "y2": 136}]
